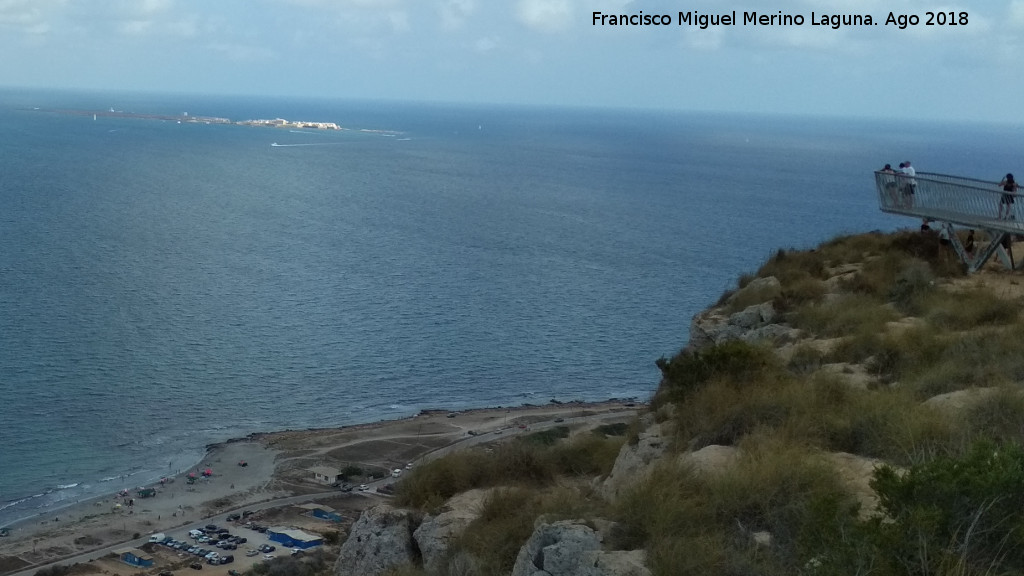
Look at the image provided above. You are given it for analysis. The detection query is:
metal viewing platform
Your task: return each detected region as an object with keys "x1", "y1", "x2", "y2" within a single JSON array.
[{"x1": 874, "y1": 171, "x2": 1023, "y2": 273}]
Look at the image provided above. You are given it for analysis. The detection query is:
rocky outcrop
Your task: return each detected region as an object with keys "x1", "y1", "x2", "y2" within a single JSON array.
[
  {"x1": 688, "y1": 278, "x2": 798, "y2": 351},
  {"x1": 335, "y1": 505, "x2": 417, "y2": 576},
  {"x1": 601, "y1": 414, "x2": 665, "y2": 502},
  {"x1": 413, "y1": 488, "x2": 494, "y2": 572},
  {"x1": 511, "y1": 520, "x2": 651, "y2": 576}
]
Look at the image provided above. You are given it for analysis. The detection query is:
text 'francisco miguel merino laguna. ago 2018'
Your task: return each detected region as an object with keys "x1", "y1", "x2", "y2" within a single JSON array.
[{"x1": 592, "y1": 11, "x2": 970, "y2": 30}]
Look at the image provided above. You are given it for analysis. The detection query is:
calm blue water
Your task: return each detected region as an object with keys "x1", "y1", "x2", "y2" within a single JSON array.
[{"x1": 1, "y1": 89, "x2": 1021, "y2": 526}]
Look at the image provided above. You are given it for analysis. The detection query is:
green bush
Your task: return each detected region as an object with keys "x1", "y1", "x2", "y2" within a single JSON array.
[
  {"x1": 864, "y1": 440, "x2": 1024, "y2": 575},
  {"x1": 593, "y1": 422, "x2": 629, "y2": 437},
  {"x1": 655, "y1": 340, "x2": 782, "y2": 406},
  {"x1": 519, "y1": 426, "x2": 569, "y2": 446}
]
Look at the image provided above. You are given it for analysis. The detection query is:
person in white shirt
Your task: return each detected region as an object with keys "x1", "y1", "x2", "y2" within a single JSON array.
[{"x1": 899, "y1": 161, "x2": 917, "y2": 208}]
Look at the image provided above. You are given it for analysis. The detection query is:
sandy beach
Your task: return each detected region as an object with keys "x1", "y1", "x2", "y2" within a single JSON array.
[{"x1": 0, "y1": 400, "x2": 640, "y2": 576}]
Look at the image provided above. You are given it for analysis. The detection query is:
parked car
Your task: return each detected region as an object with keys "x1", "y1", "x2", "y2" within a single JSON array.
[
  {"x1": 241, "y1": 510, "x2": 254, "y2": 517},
  {"x1": 245, "y1": 549, "x2": 258, "y2": 557},
  {"x1": 189, "y1": 562, "x2": 202, "y2": 570},
  {"x1": 219, "y1": 555, "x2": 234, "y2": 564},
  {"x1": 258, "y1": 544, "x2": 275, "y2": 553},
  {"x1": 264, "y1": 554, "x2": 275, "y2": 560},
  {"x1": 204, "y1": 524, "x2": 218, "y2": 532},
  {"x1": 358, "y1": 484, "x2": 369, "y2": 491},
  {"x1": 226, "y1": 513, "x2": 241, "y2": 521}
]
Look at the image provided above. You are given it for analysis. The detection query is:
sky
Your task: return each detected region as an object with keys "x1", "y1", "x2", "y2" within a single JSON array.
[{"x1": 0, "y1": 0, "x2": 1021, "y2": 122}]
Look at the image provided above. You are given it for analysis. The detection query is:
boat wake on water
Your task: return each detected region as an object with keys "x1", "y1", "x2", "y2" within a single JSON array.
[{"x1": 270, "y1": 142, "x2": 342, "y2": 147}]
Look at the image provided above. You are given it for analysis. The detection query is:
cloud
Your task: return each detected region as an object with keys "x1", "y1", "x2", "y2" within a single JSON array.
[
  {"x1": 1009, "y1": 0, "x2": 1024, "y2": 23},
  {"x1": 0, "y1": 0, "x2": 64, "y2": 33},
  {"x1": 439, "y1": 0, "x2": 474, "y2": 30},
  {"x1": 515, "y1": 0, "x2": 573, "y2": 32}
]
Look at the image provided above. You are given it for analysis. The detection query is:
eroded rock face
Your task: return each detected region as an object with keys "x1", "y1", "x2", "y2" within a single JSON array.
[
  {"x1": 511, "y1": 520, "x2": 651, "y2": 576},
  {"x1": 335, "y1": 505, "x2": 417, "y2": 576},
  {"x1": 601, "y1": 414, "x2": 665, "y2": 502},
  {"x1": 413, "y1": 488, "x2": 494, "y2": 572},
  {"x1": 688, "y1": 300, "x2": 797, "y2": 351}
]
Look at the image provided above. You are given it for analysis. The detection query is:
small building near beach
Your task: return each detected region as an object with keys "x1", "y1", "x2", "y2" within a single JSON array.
[
  {"x1": 115, "y1": 548, "x2": 154, "y2": 567},
  {"x1": 296, "y1": 502, "x2": 343, "y2": 523},
  {"x1": 267, "y1": 527, "x2": 323, "y2": 549},
  {"x1": 308, "y1": 466, "x2": 342, "y2": 485}
]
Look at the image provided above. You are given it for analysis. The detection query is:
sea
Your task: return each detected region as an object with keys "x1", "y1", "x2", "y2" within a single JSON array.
[{"x1": 1, "y1": 88, "x2": 1022, "y2": 528}]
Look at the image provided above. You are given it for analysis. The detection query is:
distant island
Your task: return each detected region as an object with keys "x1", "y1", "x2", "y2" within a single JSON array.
[
  {"x1": 33, "y1": 107, "x2": 397, "y2": 134},
  {"x1": 236, "y1": 117, "x2": 340, "y2": 130}
]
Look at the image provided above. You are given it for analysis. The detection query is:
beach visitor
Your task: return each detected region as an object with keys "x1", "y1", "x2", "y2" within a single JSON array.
[
  {"x1": 899, "y1": 161, "x2": 917, "y2": 209},
  {"x1": 999, "y1": 173, "x2": 1018, "y2": 220},
  {"x1": 920, "y1": 218, "x2": 931, "y2": 232}
]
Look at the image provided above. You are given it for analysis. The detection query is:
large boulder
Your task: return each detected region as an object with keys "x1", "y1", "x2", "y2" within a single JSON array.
[
  {"x1": 601, "y1": 414, "x2": 665, "y2": 502},
  {"x1": 413, "y1": 488, "x2": 494, "y2": 572},
  {"x1": 511, "y1": 520, "x2": 651, "y2": 576},
  {"x1": 335, "y1": 505, "x2": 417, "y2": 576}
]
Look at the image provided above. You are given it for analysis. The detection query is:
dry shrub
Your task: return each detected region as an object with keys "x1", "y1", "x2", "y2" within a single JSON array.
[
  {"x1": 790, "y1": 293, "x2": 898, "y2": 337},
  {"x1": 923, "y1": 288, "x2": 1020, "y2": 329},
  {"x1": 615, "y1": 438, "x2": 857, "y2": 576}
]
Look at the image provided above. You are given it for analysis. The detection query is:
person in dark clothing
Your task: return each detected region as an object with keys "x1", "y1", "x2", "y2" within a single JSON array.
[{"x1": 999, "y1": 173, "x2": 1018, "y2": 220}]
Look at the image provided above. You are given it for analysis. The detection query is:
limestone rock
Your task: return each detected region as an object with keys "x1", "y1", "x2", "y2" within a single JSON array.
[
  {"x1": 413, "y1": 488, "x2": 493, "y2": 572},
  {"x1": 689, "y1": 300, "x2": 794, "y2": 350},
  {"x1": 730, "y1": 302, "x2": 777, "y2": 329},
  {"x1": 511, "y1": 520, "x2": 651, "y2": 576},
  {"x1": 679, "y1": 444, "x2": 740, "y2": 476},
  {"x1": 601, "y1": 414, "x2": 665, "y2": 501},
  {"x1": 726, "y1": 276, "x2": 782, "y2": 306},
  {"x1": 335, "y1": 504, "x2": 417, "y2": 576}
]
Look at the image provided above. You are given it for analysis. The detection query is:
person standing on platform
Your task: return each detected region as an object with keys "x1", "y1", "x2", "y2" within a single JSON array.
[
  {"x1": 999, "y1": 173, "x2": 1018, "y2": 220},
  {"x1": 899, "y1": 161, "x2": 917, "y2": 209}
]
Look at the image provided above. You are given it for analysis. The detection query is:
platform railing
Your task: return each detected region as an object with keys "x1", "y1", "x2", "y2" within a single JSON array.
[{"x1": 874, "y1": 171, "x2": 1023, "y2": 230}]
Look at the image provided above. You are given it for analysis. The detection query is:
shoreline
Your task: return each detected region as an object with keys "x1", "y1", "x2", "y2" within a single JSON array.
[{"x1": 0, "y1": 398, "x2": 642, "y2": 556}]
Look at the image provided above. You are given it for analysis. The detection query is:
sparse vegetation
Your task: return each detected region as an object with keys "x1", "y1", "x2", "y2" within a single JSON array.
[
  {"x1": 380, "y1": 230, "x2": 1024, "y2": 576},
  {"x1": 395, "y1": 429, "x2": 624, "y2": 510}
]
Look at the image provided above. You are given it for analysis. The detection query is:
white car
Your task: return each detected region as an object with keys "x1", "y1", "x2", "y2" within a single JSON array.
[
  {"x1": 264, "y1": 554, "x2": 275, "y2": 560},
  {"x1": 245, "y1": 549, "x2": 258, "y2": 557},
  {"x1": 358, "y1": 484, "x2": 368, "y2": 491}
]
